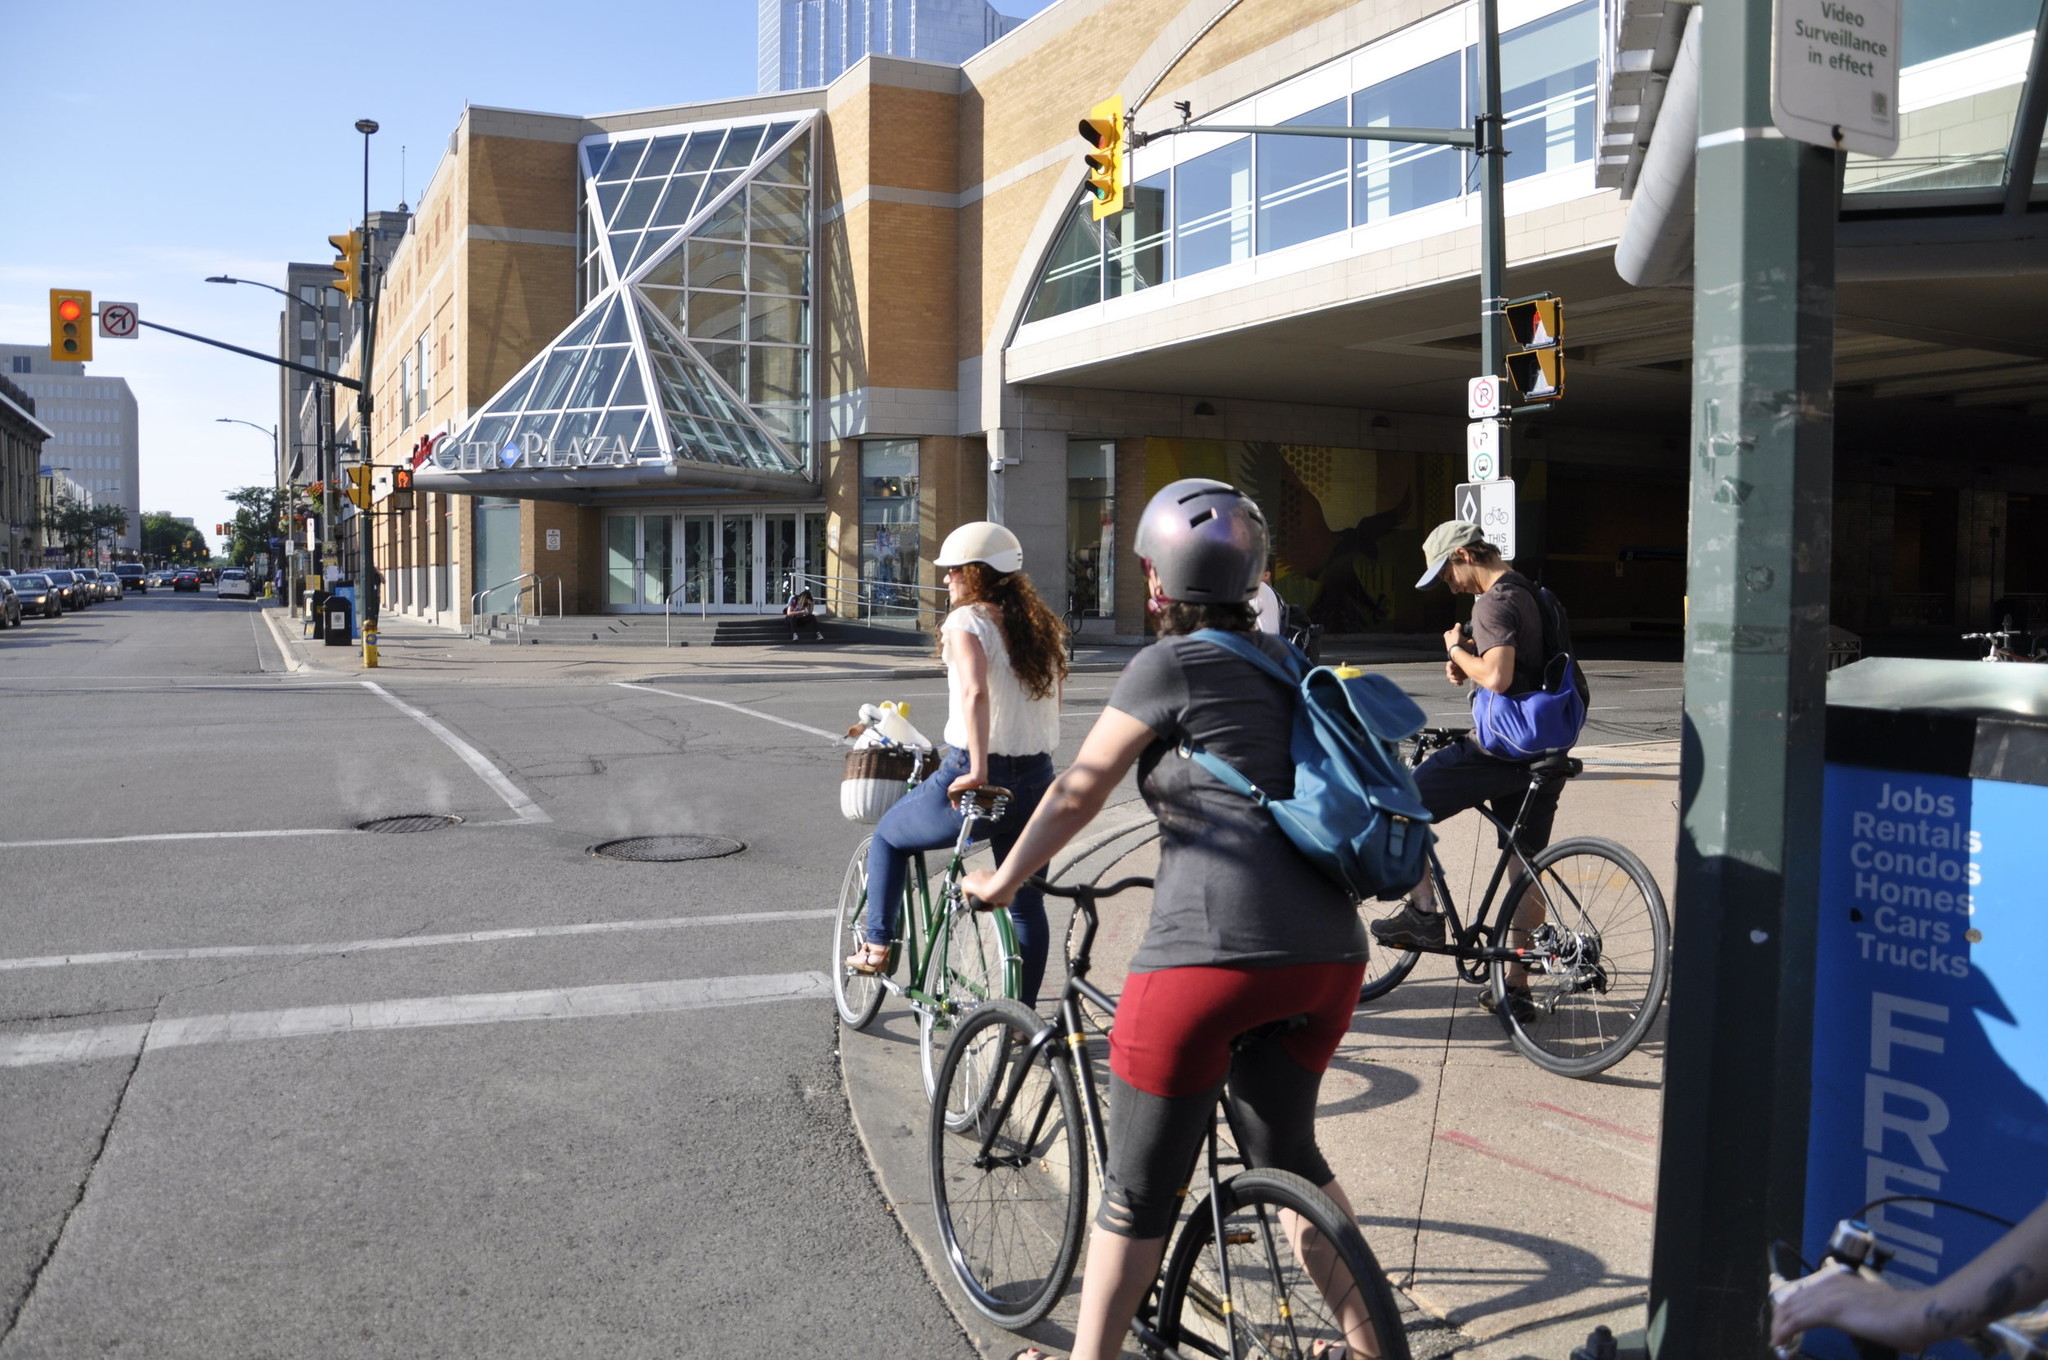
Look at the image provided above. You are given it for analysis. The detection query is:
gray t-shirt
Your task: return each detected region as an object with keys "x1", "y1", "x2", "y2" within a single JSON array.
[
  {"x1": 1471, "y1": 571, "x2": 1548, "y2": 696},
  {"x1": 1106, "y1": 632, "x2": 1368, "y2": 973}
]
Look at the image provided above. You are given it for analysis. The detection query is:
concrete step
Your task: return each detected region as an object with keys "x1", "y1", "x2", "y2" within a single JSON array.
[{"x1": 478, "y1": 614, "x2": 930, "y2": 649}]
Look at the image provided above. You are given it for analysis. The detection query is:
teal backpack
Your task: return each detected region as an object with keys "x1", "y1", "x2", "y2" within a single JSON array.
[{"x1": 1180, "y1": 630, "x2": 1434, "y2": 902}]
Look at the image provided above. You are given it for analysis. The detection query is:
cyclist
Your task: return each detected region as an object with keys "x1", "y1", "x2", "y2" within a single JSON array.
[
  {"x1": 845, "y1": 521, "x2": 1066, "y2": 1006},
  {"x1": 962, "y1": 478, "x2": 1379, "y2": 1360},
  {"x1": 1770, "y1": 1199, "x2": 2048, "y2": 1353},
  {"x1": 1371, "y1": 519, "x2": 1568, "y2": 1021}
]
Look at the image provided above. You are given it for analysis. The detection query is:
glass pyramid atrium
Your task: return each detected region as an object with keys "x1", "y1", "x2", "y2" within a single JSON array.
[{"x1": 424, "y1": 113, "x2": 815, "y2": 494}]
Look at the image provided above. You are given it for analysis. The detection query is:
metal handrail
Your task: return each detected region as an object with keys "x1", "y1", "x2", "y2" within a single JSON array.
[
  {"x1": 509, "y1": 573, "x2": 564, "y2": 643},
  {"x1": 468, "y1": 571, "x2": 540, "y2": 639},
  {"x1": 663, "y1": 572, "x2": 711, "y2": 648},
  {"x1": 784, "y1": 567, "x2": 946, "y2": 627}
]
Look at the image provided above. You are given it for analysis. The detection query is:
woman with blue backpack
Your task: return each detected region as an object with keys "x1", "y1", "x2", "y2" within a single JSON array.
[{"x1": 959, "y1": 478, "x2": 1383, "y2": 1360}]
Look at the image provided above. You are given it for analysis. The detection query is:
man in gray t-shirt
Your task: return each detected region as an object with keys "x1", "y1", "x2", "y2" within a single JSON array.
[{"x1": 1370, "y1": 521, "x2": 1570, "y2": 1008}]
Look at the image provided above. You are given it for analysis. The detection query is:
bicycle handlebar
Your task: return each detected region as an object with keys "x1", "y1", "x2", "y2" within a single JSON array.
[{"x1": 963, "y1": 874, "x2": 1154, "y2": 915}]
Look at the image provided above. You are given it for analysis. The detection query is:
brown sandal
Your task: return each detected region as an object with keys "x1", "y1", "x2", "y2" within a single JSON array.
[{"x1": 844, "y1": 941, "x2": 891, "y2": 975}]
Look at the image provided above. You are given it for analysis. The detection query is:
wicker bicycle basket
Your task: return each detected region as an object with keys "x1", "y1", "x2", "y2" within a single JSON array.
[{"x1": 840, "y1": 746, "x2": 929, "y2": 824}]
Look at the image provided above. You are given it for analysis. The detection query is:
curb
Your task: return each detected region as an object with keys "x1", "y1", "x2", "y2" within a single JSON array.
[{"x1": 259, "y1": 607, "x2": 309, "y2": 674}]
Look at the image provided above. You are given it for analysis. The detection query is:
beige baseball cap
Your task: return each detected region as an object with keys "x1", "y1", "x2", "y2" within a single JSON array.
[{"x1": 1415, "y1": 520, "x2": 1487, "y2": 588}]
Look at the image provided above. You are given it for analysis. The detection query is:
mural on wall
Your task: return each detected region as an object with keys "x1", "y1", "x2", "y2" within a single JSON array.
[{"x1": 1144, "y1": 438, "x2": 1459, "y2": 633}]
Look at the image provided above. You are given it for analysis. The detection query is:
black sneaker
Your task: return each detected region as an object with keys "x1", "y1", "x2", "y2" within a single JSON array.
[
  {"x1": 1370, "y1": 902, "x2": 1447, "y2": 950},
  {"x1": 1476, "y1": 986, "x2": 1538, "y2": 1025}
]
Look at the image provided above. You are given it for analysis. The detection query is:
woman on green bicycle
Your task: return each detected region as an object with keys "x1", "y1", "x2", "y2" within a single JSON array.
[
  {"x1": 846, "y1": 521, "x2": 1068, "y2": 1005},
  {"x1": 962, "y1": 479, "x2": 1379, "y2": 1360}
]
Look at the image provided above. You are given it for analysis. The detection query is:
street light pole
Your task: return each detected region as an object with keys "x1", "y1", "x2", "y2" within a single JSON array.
[
  {"x1": 215, "y1": 417, "x2": 288, "y2": 606},
  {"x1": 355, "y1": 118, "x2": 381, "y2": 664}
]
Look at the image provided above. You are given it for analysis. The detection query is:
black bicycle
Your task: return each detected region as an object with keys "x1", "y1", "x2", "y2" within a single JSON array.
[
  {"x1": 928, "y1": 873, "x2": 1412, "y2": 1358},
  {"x1": 1356, "y1": 726, "x2": 1671, "y2": 1079}
]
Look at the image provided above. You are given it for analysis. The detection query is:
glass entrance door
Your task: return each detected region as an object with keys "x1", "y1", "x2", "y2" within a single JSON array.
[
  {"x1": 604, "y1": 513, "x2": 676, "y2": 612},
  {"x1": 764, "y1": 513, "x2": 799, "y2": 604},
  {"x1": 719, "y1": 513, "x2": 755, "y2": 607},
  {"x1": 609, "y1": 507, "x2": 825, "y2": 612}
]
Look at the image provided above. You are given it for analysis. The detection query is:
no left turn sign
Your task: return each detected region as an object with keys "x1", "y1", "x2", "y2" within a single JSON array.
[{"x1": 99, "y1": 303, "x2": 140, "y2": 339}]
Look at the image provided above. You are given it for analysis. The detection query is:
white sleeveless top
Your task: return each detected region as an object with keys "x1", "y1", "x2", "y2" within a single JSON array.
[{"x1": 942, "y1": 604, "x2": 1060, "y2": 756}]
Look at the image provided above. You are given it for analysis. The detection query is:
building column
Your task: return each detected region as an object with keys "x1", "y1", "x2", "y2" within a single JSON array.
[{"x1": 987, "y1": 427, "x2": 1066, "y2": 598}]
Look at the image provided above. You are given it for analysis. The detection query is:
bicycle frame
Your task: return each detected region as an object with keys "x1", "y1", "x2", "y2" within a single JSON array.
[
  {"x1": 1421, "y1": 777, "x2": 1571, "y2": 987},
  {"x1": 872, "y1": 797, "x2": 1019, "y2": 1019}
]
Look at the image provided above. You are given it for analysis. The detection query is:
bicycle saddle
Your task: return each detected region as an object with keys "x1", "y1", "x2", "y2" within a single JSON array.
[
  {"x1": 958, "y1": 785, "x2": 1014, "y2": 814},
  {"x1": 1529, "y1": 754, "x2": 1584, "y2": 780}
]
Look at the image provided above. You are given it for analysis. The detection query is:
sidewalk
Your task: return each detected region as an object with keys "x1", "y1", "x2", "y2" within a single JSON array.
[{"x1": 841, "y1": 742, "x2": 1679, "y2": 1360}]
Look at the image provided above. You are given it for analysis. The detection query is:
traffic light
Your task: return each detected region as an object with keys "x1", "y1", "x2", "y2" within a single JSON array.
[
  {"x1": 392, "y1": 467, "x2": 412, "y2": 492},
  {"x1": 1503, "y1": 294, "x2": 1563, "y2": 404},
  {"x1": 49, "y1": 290, "x2": 94, "y2": 362},
  {"x1": 1079, "y1": 96, "x2": 1126, "y2": 221},
  {"x1": 345, "y1": 466, "x2": 372, "y2": 508},
  {"x1": 329, "y1": 231, "x2": 363, "y2": 302}
]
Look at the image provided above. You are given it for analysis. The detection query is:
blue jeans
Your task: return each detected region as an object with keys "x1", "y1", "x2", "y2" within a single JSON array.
[{"x1": 863, "y1": 748, "x2": 1056, "y2": 1006}]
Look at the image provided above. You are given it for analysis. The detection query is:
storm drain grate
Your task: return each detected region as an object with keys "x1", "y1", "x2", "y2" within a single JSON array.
[
  {"x1": 357, "y1": 814, "x2": 465, "y2": 834},
  {"x1": 587, "y1": 835, "x2": 746, "y2": 862}
]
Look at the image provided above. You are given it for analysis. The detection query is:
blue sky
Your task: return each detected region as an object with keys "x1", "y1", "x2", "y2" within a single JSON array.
[{"x1": 0, "y1": 0, "x2": 1053, "y2": 546}]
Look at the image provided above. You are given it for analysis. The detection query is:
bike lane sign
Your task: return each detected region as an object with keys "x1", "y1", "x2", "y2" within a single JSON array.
[{"x1": 1454, "y1": 479, "x2": 1514, "y2": 559}]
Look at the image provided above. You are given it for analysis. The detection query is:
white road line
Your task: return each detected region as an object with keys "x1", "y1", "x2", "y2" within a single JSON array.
[
  {"x1": 0, "y1": 909, "x2": 836, "y2": 971},
  {"x1": 0, "y1": 971, "x2": 832, "y2": 1068},
  {"x1": 613, "y1": 681, "x2": 846, "y2": 742},
  {"x1": 362, "y1": 680, "x2": 551, "y2": 823},
  {"x1": 0, "y1": 828, "x2": 358, "y2": 849}
]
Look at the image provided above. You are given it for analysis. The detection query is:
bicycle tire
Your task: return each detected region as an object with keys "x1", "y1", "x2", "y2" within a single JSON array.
[
  {"x1": 928, "y1": 999, "x2": 1088, "y2": 1329},
  {"x1": 1157, "y1": 1167, "x2": 1411, "y2": 1360},
  {"x1": 1489, "y1": 836, "x2": 1670, "y2": 1078},
  {"x1": 919, "y1": 899, "x2": 1021, "y2": 1108},
  {"x1": 832, "y1": 837, "x2": 886, "y2": 1030},
  {"x1": 1356, "y1": 894, "x2": 1424, "y2": 1005}
]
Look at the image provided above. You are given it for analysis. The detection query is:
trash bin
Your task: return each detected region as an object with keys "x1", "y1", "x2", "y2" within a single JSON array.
[
  {"x1": 323, "y1": 594, "x2": 353, "y2": 647},
  {"x1": 1803, "y1": 658, "x2": 2048, "y2": 1327},
  {"x1": 309, "y1": 589, "x2": 330, "y2": 640}
]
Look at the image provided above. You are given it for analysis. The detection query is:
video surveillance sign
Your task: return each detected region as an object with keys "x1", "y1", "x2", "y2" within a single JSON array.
[{"x1": 1772, "y1": 0, "x2": 1902, "y2": 156}]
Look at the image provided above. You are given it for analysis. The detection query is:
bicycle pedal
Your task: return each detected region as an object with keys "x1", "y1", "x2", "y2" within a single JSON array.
[{"x1": 1223, "y1": 1230, "x2": 1255, "y2": 1245}]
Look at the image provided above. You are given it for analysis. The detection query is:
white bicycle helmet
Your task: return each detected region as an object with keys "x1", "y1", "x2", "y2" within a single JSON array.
[
  {"x1": 1134, "y1": 478, "x2": 1268, "y2": 603},
  {"x1": 933, "y1": 521, "x2": 1024, "y2": 574}
]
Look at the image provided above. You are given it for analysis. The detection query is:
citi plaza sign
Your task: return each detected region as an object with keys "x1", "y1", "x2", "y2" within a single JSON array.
[{"x1": 412, "y1": 431, "x2": 661, "y2": 473}]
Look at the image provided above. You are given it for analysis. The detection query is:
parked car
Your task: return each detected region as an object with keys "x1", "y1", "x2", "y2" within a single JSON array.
[
  {"x1": 114, "y1": 564, "x2": 147, "y2": 594},
  {"x1": 9, "y1": 575, "x2": 61, "y2": 618},
  {"x1": 95, "y1": 570, "x2": 124, "y2": 600},
  {"x1": 172, "y1": 571, "x2": 201, "y2": 592},
  {"x1": 0, "y1": 578, "x2": 19, "y2": 628},
  {"x1": 41, "y1": 569, "x2": 90, "y2": 609},
  {"x1": 198, "y1": 567, "x2": 217, "y2": 584},
  {"x1": 216, "y1": 568, "x2": 255, "y2": 600}
]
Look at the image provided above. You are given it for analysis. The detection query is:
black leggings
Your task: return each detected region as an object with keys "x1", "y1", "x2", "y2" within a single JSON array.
[{"x1": 1099, "y1": 1028, "x2": 1340, "y2": 1240}]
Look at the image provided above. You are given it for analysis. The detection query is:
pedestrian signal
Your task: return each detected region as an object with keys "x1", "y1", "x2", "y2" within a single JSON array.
[
  {"x1": 1079, "y1": 96, "x2": 1126, "y2": 221},
  {"x1": 49, "y1": 290, "x2": 94, "y2": 363},
  {"x1": 1503, "y1": 294, "x2": 1563, "y2": 404},
  {"x1": 392, "y1": 467, "x2": 412, "y2": 492}
]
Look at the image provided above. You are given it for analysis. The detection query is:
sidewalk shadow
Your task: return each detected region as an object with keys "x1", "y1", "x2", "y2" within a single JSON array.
[{"x1": 1361, "y1": 1213, "x2": 1647, "y2": 1336}]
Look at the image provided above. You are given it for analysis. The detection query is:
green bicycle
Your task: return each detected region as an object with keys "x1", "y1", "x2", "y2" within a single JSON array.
[{"x1": 833, "y1": 784, "x2": 1025, "y2": 1108}]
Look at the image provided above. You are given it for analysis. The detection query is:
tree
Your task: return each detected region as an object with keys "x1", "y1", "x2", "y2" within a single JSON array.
[
  {"x1": 88, "y1": 505, "x2": 128, "y2": 562},
  {"x1": 48, "y1": 496, "x2": 96, "y2": 564},
  {"x1": 222, "y1": 485, "x2": 310, "y2": 567},
  {"x1": 141, "y1": 512, "x2": 210, "y2": 566}
]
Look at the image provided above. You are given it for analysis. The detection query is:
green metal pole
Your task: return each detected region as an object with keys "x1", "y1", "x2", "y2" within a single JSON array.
[{"x1": 1646, "y1": 0, "x2": 1838, "y2": 1354}]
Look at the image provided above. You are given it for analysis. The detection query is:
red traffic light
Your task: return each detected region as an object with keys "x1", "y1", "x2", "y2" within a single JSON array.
[{"x1": 56, "y1": 298, "x2": 83, "y2": 322}]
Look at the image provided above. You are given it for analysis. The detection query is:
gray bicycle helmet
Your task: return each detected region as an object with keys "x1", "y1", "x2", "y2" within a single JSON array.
[{"x1": 1134, "y1": 478, "x2": 1269, "y2": 603}]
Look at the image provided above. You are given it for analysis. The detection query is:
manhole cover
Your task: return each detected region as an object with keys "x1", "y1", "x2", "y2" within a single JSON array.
[
  {"x1": 357, "y1": 814, "x2": 464, "y2": 834},
  {"x1": 587, "y1": 835, "x2": 746, "y2": 862}
]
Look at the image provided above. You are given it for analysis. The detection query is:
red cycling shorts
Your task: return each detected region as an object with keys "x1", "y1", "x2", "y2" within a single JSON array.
[{"x1": 1107, "y1": 960, "x2": 1367, "y2": 1100}]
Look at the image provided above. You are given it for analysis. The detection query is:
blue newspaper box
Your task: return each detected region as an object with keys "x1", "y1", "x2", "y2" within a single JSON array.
[{"x1": 1804, "y1": 659, "x2": 2048, "y2": 1357}]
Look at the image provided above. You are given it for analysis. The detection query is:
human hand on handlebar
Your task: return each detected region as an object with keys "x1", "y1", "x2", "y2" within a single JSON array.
[
  {"x1": 960, "y1": 868, "x2": 1014, "y2": 911},
  {"x1": 1768, "y1": 1263, "x2": 1929, "y2": 1352}
]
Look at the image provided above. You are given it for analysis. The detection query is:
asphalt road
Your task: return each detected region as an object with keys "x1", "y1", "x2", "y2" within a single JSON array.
[{"x1": 0, "y1": 593, "x2": 1681, "y2": 1357}]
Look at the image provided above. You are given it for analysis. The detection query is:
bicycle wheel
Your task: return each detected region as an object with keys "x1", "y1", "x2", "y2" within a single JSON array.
[
  {"x1": 832, "y1": 837, "x2": 886, "y2": 1030},
  {"x1": 1488, "y1": 836, "x2": 1670, "y2": 1078},
  {"x1": 928, "y1": 999, "x2": 1088, "y2": 1329},
  {"x1": 919, "y1": 898, "x2": 1020, "y2": 1107},
  {"x1": 1157, "y1": 1167, "x2": 1411, "y2": 1360},
  {"x1": 1356, "y1": 894, "x2": 1424, "y2": 1005}
]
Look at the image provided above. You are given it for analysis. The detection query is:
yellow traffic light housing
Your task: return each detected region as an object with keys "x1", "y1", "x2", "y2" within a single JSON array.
[
  {"x1": 329, "y1": 231, "x2": 363, "y2": 302},
  {"x1": 1503, "y1": 294, "x2": 1563, "y2": 404},
  {"x1": 1079, "y1": 96, "x2": 1126, "y2": 221},
  {"x1": 49, "y1": 290, "x2": 94, "y2": 362},
  {"x1": 345, "y1": 466, "x2": 372, "y2": 508}
]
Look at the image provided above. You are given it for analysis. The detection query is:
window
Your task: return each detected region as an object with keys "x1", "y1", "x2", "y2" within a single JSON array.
[
  {"x1": 1174, "y1": 138, "x2": 1253, "y2": 277},
  {"x1": 1025, "y1": 204, "x2": 1104, "y2": 322},
  {"x1": 1482, "y1": 0, "x2": 1598, "y2": 183},
  {"x1": 1067, "y1": 440, "x2": 1116, "y2": 617},
  {"x1": 860, "y1": 439, "x2": 919, "y2": 605},
  {"x1": 1106, "y1": 171, "x2": 1170, "y2": 297},
  {"x1": 9, "y1": 357, "x2": 27, "y2": 374},
  {"x1": 1355, "y1": 53, "x2": 1464, "y2": 223},
  {"x1": 1258, "y1": 99, "x2": 1350, "y2": 252}
]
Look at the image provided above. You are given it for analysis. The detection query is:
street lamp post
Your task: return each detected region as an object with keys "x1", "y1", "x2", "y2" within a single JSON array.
[
  {"x1": 206, "y1": 274, "x2": 337, "y2": 608},
  {"x1": 215, "y1": 417, "x2": 288, "y2": 606},
  {"x1": 354, "y1": 118, "x2": 381, "y2": 662}
]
